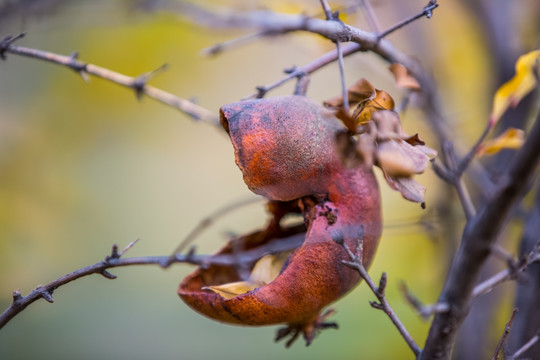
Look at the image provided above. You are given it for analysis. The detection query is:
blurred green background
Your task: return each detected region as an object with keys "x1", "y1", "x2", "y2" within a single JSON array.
[{"x1": 0, "y1": 0, "x2": 537, "y2": 359}]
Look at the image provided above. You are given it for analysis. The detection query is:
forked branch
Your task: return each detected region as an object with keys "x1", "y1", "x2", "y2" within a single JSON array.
[{"x1": 338, "y1": 240, "x2": 422, "y2": 356}]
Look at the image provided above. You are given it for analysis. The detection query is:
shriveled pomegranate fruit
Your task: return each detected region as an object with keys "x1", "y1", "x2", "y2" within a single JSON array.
[{"x1": 178, "y1": 95, "x2": 382, "y2": 346}]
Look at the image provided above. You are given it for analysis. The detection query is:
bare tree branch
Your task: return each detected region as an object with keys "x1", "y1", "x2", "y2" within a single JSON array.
[
  {"x1": 357, "y1": 0, "x2": 381, "y2": 33},
  {"x1": 508, "y1": 330, "x2": 540, "y2": 360},
  {"x1": 0, "y1": 234, "x2": 304, "y2": 330},
  {"x1": 338, "y1": 240, "x2": 422, "y2": 356},
  {"x1": 421, "y1": 112, "x2": 540, "y2": 359},
  {"x1": 377, "y1": 1, "x2": 438, "y2": 39},
  {"x1": 168, "y1": 196, "x2": 263, "y2": 262},
  {"x1": 0, "y1": 33, "x2": 220, "y2": 126},
  {"x1": 244, "y1": 42, "x2": 362, "y2": 99},
  {"x1": 491, "y1": 308, "x2": 518, "y2": 360}
]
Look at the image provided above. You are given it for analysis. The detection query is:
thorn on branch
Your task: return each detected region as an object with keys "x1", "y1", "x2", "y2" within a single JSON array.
[
  {"x1": 132, "y1": 64, "x2": 168, "y2": 101},
  {"x1": 0, "y1": 32, "x2": 26, "y2": 60},
  {"x1": 38, "y1": 287, "x2": 54, "y2": 303},
  {"x1": 109, "y1": 244, "x2": 120, "y2": 260},
  {"x1": 119, "y1": 239, "x2": 139, "y2": 257},
  {"x1": 100, "y1": 270, "x2": 117, "y2": 279},
  {"x1": 67, "y1": 52, "x2": 89, "y2": 82},
  {"x1": 255, "y1": 86, "x2": 266, "y2": 99},
  {"x1": 369, "y1": 301, "x2": 384, "y2": 310},
  {"x1": 377, "y1": 272, "x2": 388, "y2": 295}
]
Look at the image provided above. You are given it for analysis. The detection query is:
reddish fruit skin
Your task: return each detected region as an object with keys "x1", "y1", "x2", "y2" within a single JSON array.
[
  {"x1": 178, "y1": 95, "x2": 381, "y2": 335},
  {"x1": 220, "y1": 96, "x2": 343, "y2": 201}
]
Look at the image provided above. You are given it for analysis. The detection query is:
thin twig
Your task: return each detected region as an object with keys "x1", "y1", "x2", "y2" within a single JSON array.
[
  {"x1": 456, "y1": 123, "x2": 493, "y2": 176},
  {"x1": 357, "y1": 0, "x2": 381, "y2": 33},
  {"x1": 508, "y1": 330, "x2": 540, "y2": 360},
  {"x1": 0, "y1": 233, "x2": 304, "y2": 330},
  {"x1": 336, "y1": 40, "x2": 349, "y2": 112},
  {"x1": 167, "y1": 196, "x2": 263, "y2": 264},
  {"x1": 399, "y1": 281, "x2": 449, "y2": 320},
  {"x1": 340, "y1": 242, "x2": 422, "y2": 356},
  {"x1": 377, "y1": 1, "x2": 439, "y2": 39},
  {"x1": 491, "y1": 308, "x2": 518, "y2": 360},
  {"x1": 319, "y1": 0, "x2": 333, "y2": 20},
  {"x1": 201, "y1": 31, "x2": 268, "y2": 56},
  {"x1": 443, "y1": 142, "x2": 476, "y2": 220},
  {"x1": 473, "y1": 239, "x2": 540, "y2": 299},
  {"x1": 244, "y1": 42, "x2": 361, "y2": 99},
  {"x1": 0, "y1": 33, "x2": 219, "y2": 126}
]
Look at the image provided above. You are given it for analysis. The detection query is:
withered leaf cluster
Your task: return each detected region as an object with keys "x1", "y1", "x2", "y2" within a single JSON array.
[{"x1": 324, "y1": 77, "x2": 436, "y2": 205}]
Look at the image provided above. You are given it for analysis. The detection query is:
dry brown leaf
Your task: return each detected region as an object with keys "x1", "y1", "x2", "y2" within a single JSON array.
[
  {"x1": 371, "y1": 110, "x2": 401, "y2": 139},
  {"x1": 376, "y1": 140, "x2": 429, "y2": 177},
  {"x1": 404, "y1": 133, "x2": 425, "y2": 146},
  {"x1": 334, "y1": 107, "x2": 359, "y2": 133},
  {"x1": 389, "y1": 63, "x2": 421, "y2": 91},
  {"x1": 382, "y1": 172, "x2": 426, "y2": 204},
  {"x1": 323, "y1": 78, "x2": 376, "y2": 109}
]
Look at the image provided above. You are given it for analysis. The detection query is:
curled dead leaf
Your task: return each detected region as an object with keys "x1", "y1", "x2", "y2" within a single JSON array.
[
  {"x1": 352, "y1": 90, "x2": 395, "y2": 125},
  {"x1": 323, "y1": 78, "x2": 376, "y2": 109},
  {"x1": 382, "y1": 172, "x2": 427, "y2": 204},
  {"x1": 371, "y1": 110, "x2": 402, "y2": 140},
  {"x1": 376, "y1": 140, "x2": 430, "y2": 177},
  {"x1": 388, "y1": 63, "x2": 421, "y2": 91}
]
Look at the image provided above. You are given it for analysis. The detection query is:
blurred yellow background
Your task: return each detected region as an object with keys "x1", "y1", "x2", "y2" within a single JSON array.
[{"x1": 0, "y1": 0, "x2": 537, "y2": 359}]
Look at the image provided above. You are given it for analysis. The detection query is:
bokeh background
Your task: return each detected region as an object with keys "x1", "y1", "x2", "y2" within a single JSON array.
[{"x1": 0, "y1": 0, "x2": 538, "y2": 359}]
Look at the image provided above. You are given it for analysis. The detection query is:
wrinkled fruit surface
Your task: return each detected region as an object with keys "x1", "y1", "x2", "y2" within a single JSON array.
[{"x1": 178, "y1": 95, "x2": 382, "y2": 345}]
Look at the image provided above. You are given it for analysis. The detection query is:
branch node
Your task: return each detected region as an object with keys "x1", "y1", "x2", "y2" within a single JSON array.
[
  {"x1": 66, "y1": 51, "x2": 89, "y2": 81},
  {"x1": 0, "y1": 32, "x2": 26, "y2": 60},
  {"x1": 12, "y1": 290, "x2": 23, "y2": 303},
  {"x1": 255, "y1": 86, "x2": 267, "y2": 99},
  {"x1": 377, "y1": 272, "x2": 388, "y2": 295}
]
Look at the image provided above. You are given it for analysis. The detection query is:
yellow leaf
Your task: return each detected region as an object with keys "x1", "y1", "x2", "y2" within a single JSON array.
[
  {"x1": 352, "y1": 89, "x2": 395, "y2": 124},
  {"x1": 203, "y1": 281, "x2": 264, "y2": 300},
  {"x1": 323, "y1": 78, "x2": 376, "y2": 109},
  {"x1": 203, "y1": 253, "x2": 289, "y2": 299},
  {"x1": 388, "y1": 63, "x2": 421, "y2": 91},
  {"x1": 477, "y1": 128, "x2": 525, "y2": 156},
  {"x1": 490, "y1": 50, "x2": 540, "y2": 124}
]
